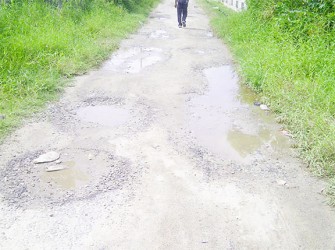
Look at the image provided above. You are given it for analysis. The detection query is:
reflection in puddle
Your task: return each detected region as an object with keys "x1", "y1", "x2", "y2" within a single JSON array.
[
  {"x1": 102, "y1": 47, "x2": 164, "y2": 73},
  {"x1": 227, "y1": 128, "x2": 270, "y2": 157},
  {"x1": 126, "y1": 55, "x2": 163, "y2": 73},
  {"x1": 40, "y1": 150, "x2": 111, "y2": 191},
  {"x1": 188, "y1": 66, "x2": 289, "y2": 162},
  {"x1": 77, "y1": 105, "x2": 130, "y2": 127},
  {"x1": 238, "y1": 83, "x2": 258, "y2": 105},
  {"x1": 41, "y1": 163, "x2": 88, "y2": 189}
]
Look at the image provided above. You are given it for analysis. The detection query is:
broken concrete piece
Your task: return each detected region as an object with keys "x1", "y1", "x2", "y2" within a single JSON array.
[
  {"x1": 33, "y1": 151, "x2": 60, "y2": 164},
  {"x1": 45, "y1": 165, "x2": 66, "y2": 172}
]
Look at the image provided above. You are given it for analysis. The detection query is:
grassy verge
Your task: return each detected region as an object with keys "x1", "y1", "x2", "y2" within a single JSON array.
[
  {"x1": 202, "y1": 0, "x2": 335, "y2": 205},
  {"x1": 0, "y1": 0, "x2": 157, "y2": 139}
]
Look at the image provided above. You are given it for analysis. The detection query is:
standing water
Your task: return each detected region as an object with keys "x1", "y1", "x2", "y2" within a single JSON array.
[
  {"x1": 77, "y1": 105, "x2": 130, "y2": 127},
  {"x1": 188, "y1": 66, "x2": 287, "y2": 162}
]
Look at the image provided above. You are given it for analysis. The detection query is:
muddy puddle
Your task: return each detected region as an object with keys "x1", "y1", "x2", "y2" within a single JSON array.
[
  {"x1": 41, "y1": 161, "x2": 89, "y2": 189},
  {"x1": 38, "y1": 149, "x2": 111, "y2": 193},
  {"x1": 102, "y1": 47, "x2": 165, "y2": 73},
  {"x1": 77, "y1": 105, "x2": 130, "y2": 127},
  {"x1": 126, "y1": 55, "x2": 163, "y2": 73},
  {"x1": 0, "y1": 147, "x2": 132, "y2": 207},
  {"x1": 187, "y1": 66, "x2": 289, "y2": 162}
]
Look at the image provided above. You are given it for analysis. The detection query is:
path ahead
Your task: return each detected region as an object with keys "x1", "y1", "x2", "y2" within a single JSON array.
[{"x1": 1, "y1": 0, "x2": 335, "y2": 249}]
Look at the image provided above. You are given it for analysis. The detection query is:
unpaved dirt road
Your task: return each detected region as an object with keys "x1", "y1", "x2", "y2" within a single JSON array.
[{"x1": 1, "y1": 0, "x2": 335, "y2": 249}]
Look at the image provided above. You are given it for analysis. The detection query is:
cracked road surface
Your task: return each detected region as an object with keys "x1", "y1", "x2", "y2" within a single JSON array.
[{"x1": 1, "y1": 0, "x2": 335, "y2": 249}]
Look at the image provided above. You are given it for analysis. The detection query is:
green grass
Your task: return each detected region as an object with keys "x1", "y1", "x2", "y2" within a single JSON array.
[
  {"x1": 0, "y1": 0, "x2": 157, "y2": 139},
  {"x1": 203, "y1": 0, "x2": 335, "y2": 205}
]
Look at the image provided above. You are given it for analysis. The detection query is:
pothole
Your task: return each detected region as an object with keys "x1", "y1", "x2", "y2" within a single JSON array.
[
  {"x1": 0, "y1": 149, "x2": 134, "y2": 208},
  {"x1": 186, "y1": 66, "x2": 289, "y2": 163},
  {"x1": 101, "y1": 47, "x2": 166, "y2": 73},
  {"x1": 48, "y1": 95, "x2": 125, "y2": 132},
  {"x1": 49, "y1": 94, "x2": 155, "y2": 134},
  {"x1": 77, "y1": 105, "x2": 130, "y2": 127},
  {"x1": 126, "y1": 55, "x2": 163, "y2": 74}
]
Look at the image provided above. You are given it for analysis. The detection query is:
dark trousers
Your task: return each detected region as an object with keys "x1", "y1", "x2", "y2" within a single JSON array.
[{"x1": 177, "y1": 2, "x2": 188, "y2": 25}]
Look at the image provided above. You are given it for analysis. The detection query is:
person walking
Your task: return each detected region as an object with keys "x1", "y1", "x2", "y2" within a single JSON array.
[{"x1": 175, "y1": 0, "x2": 188, "y2": 28}]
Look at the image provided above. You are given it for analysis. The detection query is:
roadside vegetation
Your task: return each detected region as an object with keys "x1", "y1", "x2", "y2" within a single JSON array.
[
  {"x1": 0, "y1": 0, "x2": 157, "y2": 139},
  {"x1": 204, "y1": 0, "x2": 335, "y2": 205}
]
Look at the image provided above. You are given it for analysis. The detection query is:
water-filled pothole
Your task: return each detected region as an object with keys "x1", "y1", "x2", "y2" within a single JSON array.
[
  {"x1": 187, "y1": 66, "x2": 288, "y2": 162},
  {"x1": 77, "y1": 105, "x2": 130, "y2": 127},
  {"x1": 126, "y1": 55, "x2": 163, "y2": 73},
  {"x1": 41, "y1": 161, "x2": 89, "y2": 189},
  {"x1": 101, "y1": 47, "x2": 164, "y2": 73},
  {"x1": 0, "y1": 148, "x2": 132, "y2": 207}
]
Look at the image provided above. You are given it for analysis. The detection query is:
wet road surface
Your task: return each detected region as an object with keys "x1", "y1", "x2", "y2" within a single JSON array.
[{"x1": 1, "y1": 0, "x2": 335, "y2": 249}]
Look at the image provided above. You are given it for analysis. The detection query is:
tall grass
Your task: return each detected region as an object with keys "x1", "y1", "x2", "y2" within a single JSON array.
[
  {"x1": 0, "y1": 0, "x2": 157, "y2": 138},
  {"x1": 203, "y1": 0, "x2": 335, "y2": 205}
]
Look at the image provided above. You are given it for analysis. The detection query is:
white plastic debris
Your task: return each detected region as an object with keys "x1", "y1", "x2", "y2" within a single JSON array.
[
  {"x1": 281, "y1": 130, "x2": 293, "y2": 138},
  {"x1": 260, "y1": 104, "x2": 270, "y2": 111},
  {"x1": 276, "y1": 180, "x2": 287, "y2": 186}
]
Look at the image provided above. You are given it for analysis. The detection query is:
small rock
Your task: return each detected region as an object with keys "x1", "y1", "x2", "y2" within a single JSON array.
[
  {"x1": 0, "y1": 114, "x2": 5, "y2": 120},
  {"x1": 45, "y1": 165, "x2": 66, "y2": 172},
  {"x1": 88, "y1": 154, "x2": 94, "y2": 160},
  {"x1": 276, "y1": 180, "x2": 287, "y2": 186},
  {"x1": 260, "y1": 104, "x2": 270, "y2": 111},
  {"x1": 33, "y1": 151, "x2": 60, "y2": 164},
  {"x1": 253, "y1": 101, "x2": 261, "y2": 106}
]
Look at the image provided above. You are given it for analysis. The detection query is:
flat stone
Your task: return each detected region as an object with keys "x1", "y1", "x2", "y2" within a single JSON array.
[
  {"x1": 45, "y1": 165, "x2": 66, "y2": 172},
  {"x1": 33, "y1": 151, "x2": 60, "y2": 164}
]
